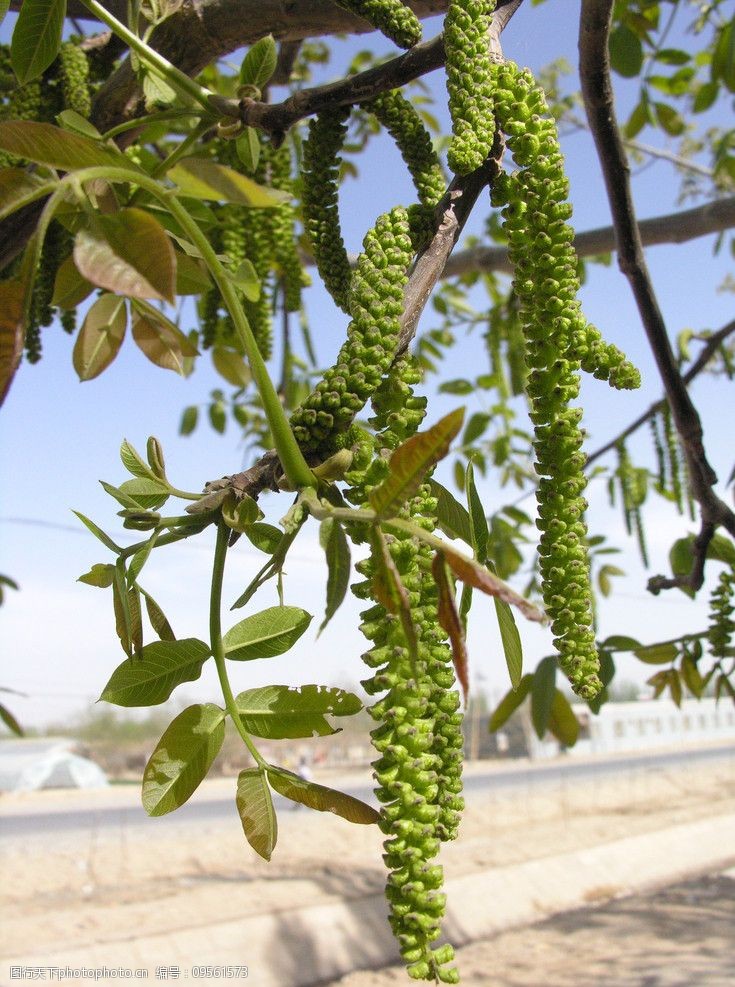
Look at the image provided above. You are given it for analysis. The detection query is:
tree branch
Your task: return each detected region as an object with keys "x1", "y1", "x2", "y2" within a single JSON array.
[
  {"x1": 579, "y1": 0, "x2": 735, "y2": 592},
  {"x1": 444, "y1": 195, "x2": 735, "y2": 278}
]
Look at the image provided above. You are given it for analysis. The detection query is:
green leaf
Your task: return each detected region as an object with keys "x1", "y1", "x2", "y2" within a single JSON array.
[
  {"x1": 489, "y1": 674, "x2": 532, "y2": 731},
  {"x1": 180, "y1": 405, "x2": 199, "y2": 436},
  {"x1": 212, "y1": 347, "x2": 251, "y2": 388},
  {"x1": 433, "y1": 553, "x2": 468, "y2": 702},
  {"x1": 0, "y1": 121, "x2": 134, "y2": 171},
  {"x1": 466, "y1": 461, "x2": 488, "y2": 565},
  {"x1": 0, "y1": 168, "x2": 50, "y2": 221},
  {"x1": 72, "y1": 510, "x2": 122, "y2": 554},
  {"x1": 209, "y1": 399, "x2": 226, "y2": 433},
  {"x1": 52, "y1": 254, "x2": 94, "y2": 310},
  {"x1": 142, "y1": 590, "x2": 176, "y2": 642},
  {"x1": 236, "y1": 767, "x2": 277, "y2": 861},
  {"x1": 228, "y1": 258, "x2": 261, "y2": 301},
  {"x1": 0, "y1": 702, "x2": 24, "y2": 736},
  {"x1": 168, "y1": 158, "x2": 290, "y2": 207},
  {"x1": 73, "y1": 209, "x2": 176, "y2": 303},
  {"x1": 531, "y1": 655, "x2": 557, "y2": 739},
  {"x1": 175, "y1": 251, "x2": 211, "y2": 295},
  {"x1": 712, "y1": 18, "x2": 735, "y2": 92},
  {"x1": 127, "y1": 530, "x2": 160, "y2": 585},
  {"x1": 72, "y1": 293, "x2": 127, "y2": 381},
  {"x1": 223, "y1": 605, "x2": 312, "y2": 661},
  {"x1": 654, "y1": 102, "x2": 685, "y2": 136},
  {"x1": 56, "y1": 108, "x2": 102, "y2": 139},
  {"x1": 463, "y1": 411, "x2": 490, "y2": 446},
  {"x1": 10, "y1": 0, "x2": 65, "y2": 84},
  {"x1": 142, "y1": 68, "x2": 177, "y2": 108},
  {"x1": 78, "y1": 563, "x2": 115, "y2": 588},
  {"x1": 267, "y1": 767, "x2": 380, "y2": 825},
  {"x1": 112, "y1": 561, "x2": 134, "y2": 658},
  {"x1": 118, "y1": 477, "x2": 170, "y2": 510},
  {"x1": 99, "y1": 638, "x2": 210, "y2": 706},
  {"x1": 495, "y1": 598, "x2": 523, "y2": 689},
  {"x1": 624, "y1": 99, "x2": 651, "y2": 139},
  {"x1": 634, "y1": 641, "x2": 678, "y2": 665},
  {"x1": 706, "y1": 533, "x2": 735, "y2": 566},
  {"x1": 319, "y1": 518, "x2": 351, "y2": 635},
  {"x1": 693, "y1": 81, "x2": 719, "y2": 113},
  {"x1": 221, "y1": 493, "x2": 261, "y2": 533},
  {"x1": 244, "y1": 522, "x2": 283, "y2": 555},
  {"x1": 609, "y1": 24, "x2": 644, "y2": 78},
  {"x1": 547, "y1": 689, "x2": 579, "y2": 747},
  {"x1": 669, "y1": 535, "x2": 696, "y2": 598},
  {"x1": 236, "y1": 127, "x2": 261, "y2": 173},
  {"x1": 120, "y1": 439, "x2": 157, "y2": 480},
  {"x1": 429, "y1": 479, "x2": 472, "y2": 545},
  {"x1": 370, "y1": 409, "x2": 465, "y2": 518},
  {"x1": 142, "y1": 704, "x2": 226, "y2": 816},
  {"x1": 680, "y1": 653, "x2": 703, "y2": 697},
  {"x1": 234, "y1": 684, "x2": 361, "y2": 739},
  {"x1": 131, "y1": 306, "x2": 198, "y2": 375},
  {"x1": 600, "y1": 634, "x2": 641, "y2": 652},
  {"x1": 240, "y1": 35, "x2": 278, "y2": 89}
]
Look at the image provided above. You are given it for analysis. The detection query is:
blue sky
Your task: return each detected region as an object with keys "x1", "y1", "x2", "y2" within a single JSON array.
[{"x1": 0, "y1": 3, "x2": 733, "y2": 728}]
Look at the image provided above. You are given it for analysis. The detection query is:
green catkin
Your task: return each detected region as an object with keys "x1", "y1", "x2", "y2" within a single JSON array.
[
  {"x1": 26, "y1": 220, "x2": 73, "y2": 362},
  {"x1": 445, "y1": 0, "x2": 496, "y2": 176},
  {"x1": 301, "y1": 107, "x2": 353, "y2": 314},
  {"x1": 345, "y1": 358, "x2": 462, "y2": 984},
  {"x1": 662, "y1": 400, "x2": 683, "y2": 513},
  {"x1": 650, "y1": 410, "x2": 666, "y2": 493},
  {"x1": 266, "y1": 141, "x2": 306, "y2": 313},
  {"x1": 334, "y1": 0, "x2": 422, "y2": 49},
  {"x1": 708, "y1": 568, "x2": 735, "y2": 659},
  {"x1": 365, "y1": 90, "x2": 446, "y2": 213},
  {"x1": 57, "y1": 42, "x2": 92, "y2": 118},
  {"x1": 489, "y1": 60, "x2": 640, "y2": 699},
  {"x1": 290, "y1": 206, "x2": 414, "y2": 454}
]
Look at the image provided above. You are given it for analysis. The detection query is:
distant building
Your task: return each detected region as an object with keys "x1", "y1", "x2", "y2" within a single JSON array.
[
  {"x1": 0, "y1": 738, "x2": 108, "y2": 791},
  {"x1": 566, "y1": 698, "x2": 735, "y2": 757}
]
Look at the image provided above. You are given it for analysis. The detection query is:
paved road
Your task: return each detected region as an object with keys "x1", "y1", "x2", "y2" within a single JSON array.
[{"x1": 1, "y1": 743, "x2": 732, "y2": 838}]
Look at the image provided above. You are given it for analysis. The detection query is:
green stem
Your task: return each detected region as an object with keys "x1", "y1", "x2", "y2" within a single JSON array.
[
  {"x1": 64, "y1": 166, "x2": 316, "y2": 492},
  {"x1": 119, "y1": 519, "x2": 213, "y2": 559},
  {"x1": 78, "y1": 0, "x2": 220, "y2": 116},
  {"x1": 210, "y1": 522, "x2": 267, "y2": 767},
  {"x1": 103, "y1": 109, "x2": 203, "y2": 142},
  {"x1": 149, "y1": 119, "x2": 213, "y2": 179}
]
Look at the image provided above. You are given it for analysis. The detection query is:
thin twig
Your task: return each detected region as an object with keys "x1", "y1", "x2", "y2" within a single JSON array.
[{"x1": 579, "y1": 0, "x2": 735, "y2": 595}]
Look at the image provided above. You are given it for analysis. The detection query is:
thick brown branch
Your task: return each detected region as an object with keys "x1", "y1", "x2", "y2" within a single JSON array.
[
  {"x1": 587, "y1": 318, "x2": 735, "y2": 466},
  {"x1": 579, "y1": 0, "x2": 735, "y2": 589},
  {"x1": 444, "y1": 195, "x2": 735, "y2": 278}
]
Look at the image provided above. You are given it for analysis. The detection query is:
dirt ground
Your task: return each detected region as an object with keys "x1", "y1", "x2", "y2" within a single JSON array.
[
  {"x1": 1, "y1": 753, "x2": 734, "y2": 984},
  {"x1": 331, "y1": 870, "x2": 735, "y2": 987}
]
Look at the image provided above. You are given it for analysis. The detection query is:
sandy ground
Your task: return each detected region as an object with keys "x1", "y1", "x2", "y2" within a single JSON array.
[
  {"x1": 1, "y1": 753, "x2": 734, "y2": 983},
  {"x1": 331, "y1": 870, "x2": 735, "y2": 987}
]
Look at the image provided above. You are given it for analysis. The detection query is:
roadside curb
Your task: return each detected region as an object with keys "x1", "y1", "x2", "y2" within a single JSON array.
[{"x1": 3, "y1": 813, "x2": 734, "y2": 986}]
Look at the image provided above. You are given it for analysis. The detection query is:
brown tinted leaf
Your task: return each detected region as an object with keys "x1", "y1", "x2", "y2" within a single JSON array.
[
  {"x1": 369, "y1": 408, "x2": 465, "y2": 518},
  {"x1": 0, "y1": 280, "x2": 25, "y2": 406},
  {"x1": 131, "y1": 306, "x2": 198, "y2": 375},
  {"x1": 370, "y1": 528, "x2": 419, "y2": 670},
  {"x1": 169, "y1": 158, "x2": 291, "y2": 207},
  {"x1": 433, "y1": 552, "x2": 468, "y2": 703},
  {"x1": 267, "y1": 768, "x2": 379, "y2": 824},
  {"x1": 74, "y1": 209, "x2": 176, "y2": 302},
  {"x1": 72, "y1": 293, "x2": 127, "y2": 381},
  {"x1": 52, "y1": 254, "x2": 94, "y2": 310},
  {"x1": 441, "y1": 542, "x2": 546, "y2": 624}
]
